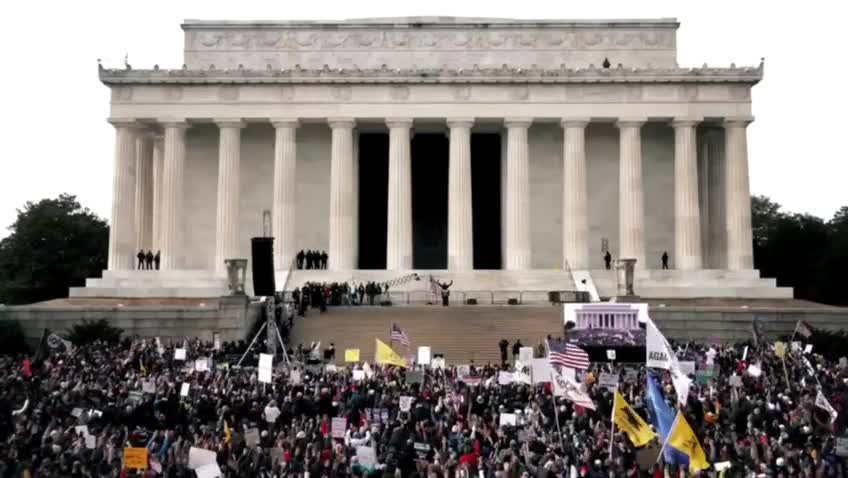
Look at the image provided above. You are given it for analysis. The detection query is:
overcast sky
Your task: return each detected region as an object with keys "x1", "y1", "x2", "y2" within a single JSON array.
[{"x1": 1, "y1": 0, "x2": 845, "y2": 236}]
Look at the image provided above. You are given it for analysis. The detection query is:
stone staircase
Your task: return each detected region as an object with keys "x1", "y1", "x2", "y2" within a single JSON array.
[
  {"x1": 70, "y1": 270, "x2": 230, "y2": 298},
  {"x1": 290, "y1": 305, "x2": 563, "y2": 365},
  {"x1": 590, "y1": 269, "x2": 793, "y2": 299}
]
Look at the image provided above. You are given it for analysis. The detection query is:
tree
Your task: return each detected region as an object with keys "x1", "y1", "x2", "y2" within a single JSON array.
[{"x1": 0, "y1": 194, "x2": 108, "y2": 305}]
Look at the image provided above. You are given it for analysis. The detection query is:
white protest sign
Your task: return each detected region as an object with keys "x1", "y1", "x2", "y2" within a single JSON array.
[
  {"x1": 142, "y1": 380, "x2": 156, "y2": 394},
  {"x1": 356, "y1": 446, "x2": 377, "y2": 467},
  {"x1": 560, "y1": 367, "x2": 576, "y2": 382},
  {"x1": 457, "y1": 365, "x2": 471, "y2": 378},
  {"x1": 258, "y1": 368, "x2": 272, "y2": 384},
  {"x1": 352, "y1": 370, "x2": 366, "y2": 381},
  {"x1": 417, "y1": 346, "x2": 431, "y2": 366},
  {"x1": 431, "y1": 357, "x2": 445, "y2": 369},
  {"x1": 259, "y1": 353, "x2": 273, "y2": 370},
  {"x1": 289, "y1": 369, "x2": 302, "y2": 385},
  {"x1": 195, "y1": 358, "x2": 209, "y2": 373},
  {"x1": 519, "y1": 347, "x2": 534, "y2": 364},
  {"x1": 188, "y1": 447, "x2": 218, "y2": 469},
  {"x1": 677, "y1": 361, "x2": 696, "y2": 376},
  {"x1": 74, "y1": 425, "x2": 89, "y2": 437},
  {"x1": 513, "y1": 371, "x2": 532, "y2": 385},
  {"x1": 213, "y1": 333, "x2": 221, "y2": 351},
  {"x1": 71, "y1": 407, "x2": 83, "y2": 418},
  {"x1": 804, "y1": 344, "x2": 813, "y2": 354},
  {"x1": 331, "y1": 417, "x2": 346, "y2": 438},
  {"x1": 499, "y1": 413, "x2": 517, "y2": 427},
  {"x1": 85, "y1": 435, "x2": 96, "y2": 449},
  {"x1": 791, "y1": 341, "x2": 802, "y2": 352},
  {"x1": 399, "y1": 396, "x2": 413, "y2": 412},
  {"x1": 264, "y1": 406, "x2": 281, "y2": 423},
  {"x1": 498, "y1": 371, "x2": 514, "y2": 385},
  {"x1": 530, "y1": 358, "x2": 553, "y2": 384},
  {"x1": 196, "y1": 463, "x2": 223, "y2": 478},
  {"x1": 606, "y1": 349, "x2": 616, "y2": 361},
  {"x1": 597, "y1": 373, "x2": 619, "y2": 391},
  {"x1": 180, "y1": 382, "x2": 190, "y2": 397},
  {"x1": 836, "y1": 437, "x2": 848, "y2": 457},
  {"x1": 244, "y1": 428, "x2": 261, "y2": 447},
  {"x1": 174, "y1": 348, "x2": 186, "y2": 361},
  {"x1": 729, "y1": 375, "x2": 743, "y2": 387},
  {"x1": 746, "y1": 363, "x2": 762, "y2": 377}
]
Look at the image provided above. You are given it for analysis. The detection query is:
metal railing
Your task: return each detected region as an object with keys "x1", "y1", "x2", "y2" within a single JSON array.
[{"x1": 282, "y1": 289, "x2": 589, "y2": 306}]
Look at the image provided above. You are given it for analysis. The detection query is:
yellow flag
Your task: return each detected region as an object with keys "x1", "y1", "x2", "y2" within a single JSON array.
[
  {"x1": 774, "y1": 341, "x2": 786, "y2": 358},
  {"x1": 224, "y1": 419, "x2": 232, "y2": 444},
  {"x1": 613, "y1": 391, "x2": 656, "y2": 447},
  {"x1": 375, "y1": 339, "x2": 407, "y2": 368},
  {"x1": 668, "y1": 412, "x2": 710, "y2": 472},
  {"x1": 139, "y1": 358, "x2": 147, "y2": 376}
]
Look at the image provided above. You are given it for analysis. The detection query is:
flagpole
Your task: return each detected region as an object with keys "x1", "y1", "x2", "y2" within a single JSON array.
[
  {"x1": 551, "y1": 370, "x2": 566, "y2": 454},
  {"x1": 790, "y1": 320, "x2": 800, "y2": 343},
  {"x1": 655, "y1": 411, "x2": 680, "y2": 465},
  {"x1": 608, "y1": 386, "x2": 617, "y2": 460}
]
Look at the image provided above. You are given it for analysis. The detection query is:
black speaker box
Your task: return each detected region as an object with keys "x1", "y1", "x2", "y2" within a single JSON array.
[{"x1": 251, "y1": 237, "x2": 276, "y2": 296}]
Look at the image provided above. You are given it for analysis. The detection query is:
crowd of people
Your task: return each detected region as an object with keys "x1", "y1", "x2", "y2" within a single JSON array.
[
  {"x1": 0, "y1": 327, "x2": 845, "y2": 477},
  {"x1": 292, "y1": 282, "x2": 392, "y2": 315},
  {"x1": 136, "y1": 250, "x2": 162, "y2": 270},
  {"x1": 296, "y1": 251, "x2": 329, "y2": 270}
]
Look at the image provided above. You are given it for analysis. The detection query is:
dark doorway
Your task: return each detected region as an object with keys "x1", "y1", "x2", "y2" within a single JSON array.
[
  {"x1": 411, "y1": 133, "x2": 449, "y2": 269},
  {"x1": 471, "y1": 133, "x2": 502, "y2": 269},
  {"x1": 357, "y1": 133, "x2": 389, "y2": 269}
]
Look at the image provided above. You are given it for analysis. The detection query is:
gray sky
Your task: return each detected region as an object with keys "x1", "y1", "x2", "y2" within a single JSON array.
[{"x1": 1, "y1": 0, "x2": 845, "y2": 237}]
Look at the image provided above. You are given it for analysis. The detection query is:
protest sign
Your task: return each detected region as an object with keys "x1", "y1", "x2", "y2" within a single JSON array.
[
  {"x1": 180, "y1": 383, "x2": 190, "y2": 397},
  {"x1": 598, "y1": 373, "x2": 619, "y2": 391},
  {"x1": 188, "y1": 447, "x2": 217, "y2": 469},
  {"x1": 345, "y1": 349, "x2": 360, "y2": 362},
  {"x1": 406, "y1": 370, "x2": 424, "y2": 385},
  {"x1": 431, "y1": 357, "x2": 445, "y2": 369},
  {"x1": 417, "y1": 346, "x2": 431, "y2": 365},
  {"x1": 195, "y1": 358, "x2": 209, "y2": 373},
  {"x1": 606, "y1": 349, "x2": 616, "y2": 361},
  {"x1": 196, "y1": 463, "x2": 223, "y2": 478},
  {"x1": 352, "y1": 370, "x2": 366, "y2": 381},
  {"x1": 805, "y1": 344, "x2": 814, "y2": 354},
  {"x1": 357, "y1": 446, "x2": 377, "y2": 467},
  {"x1": 519, "y1": 347, "x2": 534, "y2": 364},
  {"x1": 258, "y1": 368, "x2": 272, "y2": 384},
  {"x1": 498, "y1": 371, "x2": 514, "y2": 385},
  {"x1": 174, "y1": 348, "x2": 186, "y2": 361},
  {"x1": 142, "y1": 380, "x2": 156, "y2": 394},
  {"x1": 124, "y1": 447, "x2": 148, "y2": 469},
  {"x1": 213, "y1": 333, "x2": 221, "y2": 351},
  {"x1": 331, "y1": 417, "x2": 346, "y2": 438},
  {"x1": 244, "y1": 428, "x2": 260, "y2": 448},
  {"x1": 500, "y1": 413, "x2": 517, "y2": 426},
  {"x1": 836, "y1": 437, "x2": 848, "y2": 457},
  {"x1": 289, "y1": 369, "x2": 302, "y2": 384},
  {"x1": 678, "y1": 361, "x2": 696, "y2": 376},
  {"x1": 400, "y1": 396, "x2": 413, "y2": 412},
  {"x1": 457, "y1": 365, "x2": 471, "y2": 377},
  {"x1": 530, "y1": 358, "x2": 552, "y2": 384}
]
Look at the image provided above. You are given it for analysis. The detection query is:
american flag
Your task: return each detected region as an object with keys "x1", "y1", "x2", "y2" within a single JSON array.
[
  {"x1": 391, "y1": 324, "x2": 410, "y2": 347},
  {"x1": 548, "y1": 338, "x2": 590, "y2": 370}
]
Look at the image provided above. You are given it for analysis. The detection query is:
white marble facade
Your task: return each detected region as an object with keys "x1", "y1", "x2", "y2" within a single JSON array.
[{"x1": 98, "y1": 17, "x2": 763, "y2": 279}]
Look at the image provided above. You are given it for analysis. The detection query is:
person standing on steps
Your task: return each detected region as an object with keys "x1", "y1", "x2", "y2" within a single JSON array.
[
  {"x1": 661, "y1": 251, "x2": 669, "y2": 270},
  {"x1": 154, "y1": 251, "x2": 161, "y2": 270},
  {"x1": 498, "y1": 339, "x2": 509, "y2": 365},
  {"x1": 512, "y1": 339, "x2": 523, "y2": 364},
  {"x1": 296, "y1": 250, "x2": 305, "y2": 269},
  {"x1": 145, "y1": 250, "x2": 154, "y2": 270},
  {"x1": 137, "y1": 249, "x2": 146, "y2": 270},
  {"x1": 604, "y1": 251, "x2": 612, "y2": 270},
  {"x1": 438, "y1": 280, "x2": 453, "y2": 307}
]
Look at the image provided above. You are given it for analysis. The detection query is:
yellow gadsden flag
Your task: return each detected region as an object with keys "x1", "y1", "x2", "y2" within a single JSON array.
[
  {"x1": 613, "y1": 391, "x2": 656, "y2": 447},
  {"x1": 375, "y1": 339, "x2": 407, "y2": 368},
  {"x1": 668, "y1": 412, "x2": 710, "y2": 473}
]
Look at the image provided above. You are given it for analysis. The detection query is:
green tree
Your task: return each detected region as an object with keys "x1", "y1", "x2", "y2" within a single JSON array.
[{"x1": 0, "y1": 194, "x2": 108, "y2": 305}]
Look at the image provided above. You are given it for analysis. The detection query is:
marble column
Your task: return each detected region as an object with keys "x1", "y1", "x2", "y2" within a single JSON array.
[
  {"x1": 214, "y1": 120, "x2": 245, "y2": 272},
  {"x1": 561, "y1": 118, "x2": 590, "y2": 270},
  {"x1": 159, "y1": 120, "x2": 189, "y2": 270},
  {"x1": 504, "y1": 118, "x2": 532, "y2": 270},
  {"x1": 673, "y1": 118, "x2": 703, "y2": 270},
  {"x1": 447, "y1": 118, "x2": 474, "y2": 270},
  {"x1": 151, "y1": 135, "x2": 164, "y2": 252},
  {"x1": 328, "y1": 118, "x2": 356, "y2": 270},
  {"x1": 706, "y1": 130, "x2": 727, "y2": 268},
  {"x1": 386, "y1": 118, "x2": 414, "y2": 270},
  {"x1": 724, "y1": 117, "x2": 755, "y2": 270},
  {"x1": 107, "y1": 119, "x2": 139, "y2": 271},
  {"x1": 616, "y1": 118, "x2": 646, "y2": 268},
  {"x1": 134, "y1": 133, "x2": 154, "y2": 252},
  {"x1": 271, "y1": 119, "x2": 298, "y2": 270}
]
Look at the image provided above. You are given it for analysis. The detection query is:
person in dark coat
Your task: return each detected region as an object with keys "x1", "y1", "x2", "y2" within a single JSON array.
[
  {"x1": 661, "y1": 251, "x2": 669, "y2": 270},
  {"x1": 320, "y1": 250, "x2": 328, "y2": 269},
  {"x1": 498, "y1": 339, "x2": 509, "y2": 365},
  {"x1": 512, "y1": 340, "x2": 523, "y2": 362},
  {"x1": 296, "y1": 250, "x2": 305, "y2": 269},
  {"x1": 305, "y1": 250, "x2": 313, "y2": 269},
  {"x1": 154, "y1": 251, "x2": 161, "y2": 270},
  {"x1": 137, "y1": 249, "x2": 146, "y2": 270},
  {"x1": 358, "y1": 283, "x2": 365, "y2": 305},
  {"x1": 145, "y1": 250, "x2": 154, "y2": 270},
  {"x1": 604, "y1": 251, "x2": 612, "y2": 270},
  {"x1": 438, "y1": 280, "x2": 453, "y2": 306}
]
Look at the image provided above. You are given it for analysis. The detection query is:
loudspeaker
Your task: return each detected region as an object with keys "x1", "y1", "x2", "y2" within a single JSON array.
[{"x1": 251, "y1": 237, "x2": 276, "y2": 296}]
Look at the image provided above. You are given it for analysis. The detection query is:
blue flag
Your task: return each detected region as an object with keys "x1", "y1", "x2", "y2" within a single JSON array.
[{"x1": 646, "y1": 372, "x2": 689, "y2": 466}]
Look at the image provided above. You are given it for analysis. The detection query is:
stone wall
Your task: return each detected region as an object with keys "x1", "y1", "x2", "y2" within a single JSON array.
[
  {"x1": 181, "y1": 123, "x2": 678, "y2": 271},
  {"x1": 0, "y1": 297, "x2": 259, "y2": 345}
]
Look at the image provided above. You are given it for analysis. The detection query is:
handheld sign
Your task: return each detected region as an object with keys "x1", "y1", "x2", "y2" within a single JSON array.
[{"x1": 124, "y1": 447, "x2": 148, "y2": 470}]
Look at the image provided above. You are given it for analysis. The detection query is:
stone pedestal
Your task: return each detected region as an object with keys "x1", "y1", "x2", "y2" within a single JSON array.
[
  {"x1": 615, "y1": 258, "x2": 638, "y2": 299},
  {"x1": 225, "y1": 259, "x2": 248, "y2": 296}
]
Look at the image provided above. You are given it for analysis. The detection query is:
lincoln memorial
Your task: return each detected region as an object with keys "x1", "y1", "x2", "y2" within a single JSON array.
[{"x1": 74, "y1": 17, "x2": 791, "y2": 299}]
